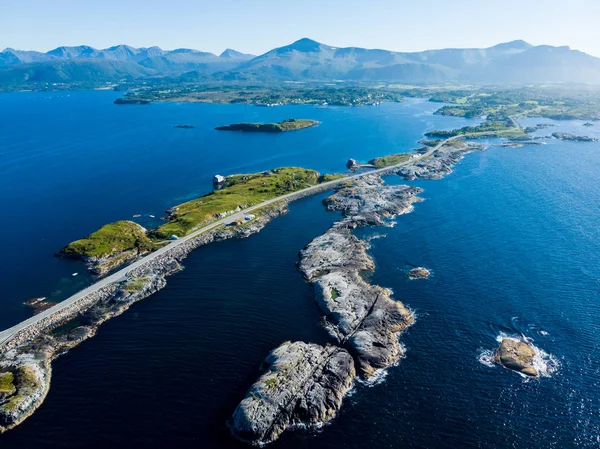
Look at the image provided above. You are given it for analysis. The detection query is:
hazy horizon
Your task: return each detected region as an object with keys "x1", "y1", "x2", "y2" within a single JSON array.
[{"x1": 2, "y1": 0, "x2": 600, "y2": 57}]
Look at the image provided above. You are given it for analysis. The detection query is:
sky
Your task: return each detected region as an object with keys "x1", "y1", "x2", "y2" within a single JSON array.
[{"x1": 2, "y1": 0, "x2": 600, "y2": 57}]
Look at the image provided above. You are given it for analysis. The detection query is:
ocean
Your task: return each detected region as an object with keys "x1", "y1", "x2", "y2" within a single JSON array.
[{"x1": 0, "y1": 92, "x2": 599, "y2": 447}]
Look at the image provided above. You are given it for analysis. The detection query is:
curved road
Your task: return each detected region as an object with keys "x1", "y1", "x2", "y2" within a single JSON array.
[{"x1": 0, "y1": 137, "x2": 457, "y2": 348}]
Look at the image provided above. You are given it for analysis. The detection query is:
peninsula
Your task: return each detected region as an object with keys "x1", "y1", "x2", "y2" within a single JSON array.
[{"x1": 215, "y1": 119, "x2": 318, "y2": 133}]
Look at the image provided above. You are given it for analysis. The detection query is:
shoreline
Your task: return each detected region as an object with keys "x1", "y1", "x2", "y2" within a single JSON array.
[
  {"x1": 229, "y1": 137, "x2": 487, "y2": 444},
  {"x1": 0, "y1": 130, "x2": 487, "y2": 435}
]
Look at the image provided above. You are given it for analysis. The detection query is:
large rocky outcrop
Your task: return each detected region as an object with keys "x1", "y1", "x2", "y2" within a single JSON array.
[
  {"x1": 299, "y1": 177, "x2": 417, "y2": 376},
  {"x1": 323, "y1": 177, "x2": 422, "y2": 225},
  {"x1": 230, "y1": 341, "x2": 355, "y2": 446},
  {"x1": 494, "y1": 338, "x2": 539, "y2": 377}
]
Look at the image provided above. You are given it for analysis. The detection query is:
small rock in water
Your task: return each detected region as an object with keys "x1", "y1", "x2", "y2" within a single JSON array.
[
  {"x1": 407, "y1": 267, "x2": 430, "y2": 279},
  {"x1": 494, "y1": 338, "x2": 538, "y2": 377}
]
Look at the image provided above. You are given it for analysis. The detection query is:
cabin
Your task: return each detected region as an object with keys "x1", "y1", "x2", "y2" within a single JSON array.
[{"x1": 213, "y1": 174, "x2": 226, "y2": 185}]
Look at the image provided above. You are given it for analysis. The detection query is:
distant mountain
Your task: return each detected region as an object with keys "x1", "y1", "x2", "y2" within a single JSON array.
[
  {"x1": 0, "y1": 59, "x2": 154, "y2": 86},
  {"x1": 227, "y1": 38, "x2": 600, "y2": 84},
  {"x1": 219, "y1": 48, "x2": 255, "y2": 60},
  {"x1": 1, "y1": 38, "x2": 599, "y2": 86},
  {"x1": 0, "y1": 44, "x2": 255, "y2": 84}
]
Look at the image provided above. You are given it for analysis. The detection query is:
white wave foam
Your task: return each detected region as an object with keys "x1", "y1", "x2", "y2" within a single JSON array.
[
  {"x1": 477, "y1": 349, "x2": 497, "y2": 368},
  {"x1": 483, "y1": 333, "x2": 559, "y2": 379},
  {"x1": 356, "y1": 367, "x2": 389, "y2": 387},
  {"x1": 366, "y1": 233, "x2": 387, "y2": 242}
]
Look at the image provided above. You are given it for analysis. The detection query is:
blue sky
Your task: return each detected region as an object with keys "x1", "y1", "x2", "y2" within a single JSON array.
[{"x1": 2, "y1": 0, "x2": 600, "y2": 56}]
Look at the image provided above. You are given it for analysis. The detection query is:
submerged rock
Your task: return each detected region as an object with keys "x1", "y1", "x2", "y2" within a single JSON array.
[
  {"x1": 494, "y1": 338, "x2": 538, "y2": 377},
  {"x1": 407, "y1": 267, "x2": 430, "y2": 279},
  {"x1": 230, "y1": 341, "x2": 355, "y2": 446}
]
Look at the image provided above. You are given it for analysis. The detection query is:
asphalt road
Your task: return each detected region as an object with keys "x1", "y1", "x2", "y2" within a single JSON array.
[{"x1": 0, "y1": 138, "x2": 451, "y2": 348}]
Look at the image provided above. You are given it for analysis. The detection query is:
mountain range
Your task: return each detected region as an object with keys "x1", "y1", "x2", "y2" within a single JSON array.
[{"x1": 2, "y1": 38, "x2": 600, "y2": 86}]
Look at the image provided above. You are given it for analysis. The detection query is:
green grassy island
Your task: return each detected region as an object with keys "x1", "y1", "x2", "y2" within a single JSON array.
[
  {"x1": 368, "y1": 153, "x2": 414, "y2": 168},
  {"x1": 59, "y1": 220, "x2": 154, "y2": 259},
  {"x1": 215, "y1": 119, "x2": 318, "y2": 133},
  {"x1": 61, "y1": 167, "x2": 342, "y2": 265}
]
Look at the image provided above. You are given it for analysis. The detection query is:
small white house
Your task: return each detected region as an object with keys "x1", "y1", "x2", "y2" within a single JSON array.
[{"x1": 213, "y1": 174, "x2": 226, "y2": 185}]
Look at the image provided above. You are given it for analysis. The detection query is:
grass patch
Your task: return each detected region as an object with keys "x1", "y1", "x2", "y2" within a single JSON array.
[
  {"x1": 318, "y1": 173, "x2": 346, "y2": 183},
  {"x1": 60, "y1": 221, "x2": 153, "y2": 259},
  {"x1": 1, "y1": 366, "x2": 40, "y2": 413},
  {"x1": 330, "y1": 288, "x2": 340, "y2": 300},
  {"x1": 123, "y1": 276, "x2": 149, "y2": 293},
  {"x1": 264, "y1": 377, "x2": 279, "y2": 389},
  {"x1": 369, "y1": 153, "x2": 413, "y2": 167},
  {"x1": 153, "y1": 167, "x2": 324, "y2": 238},
  {"x1": 0, "y1": 372, "x2": 15, "y2": 395}
]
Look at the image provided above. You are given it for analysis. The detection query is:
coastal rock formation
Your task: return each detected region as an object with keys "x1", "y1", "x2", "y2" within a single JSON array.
[
  {"x1": 323, "y1": 177, "x2": 422, "y2": 225},
  {"x1": 407, "y1": 267, "x2": 430, "y2": 279},
  {"x1": 493, "y1": 338, "x2": 538, "y2": 377},
  {"x1": 551, "y1": 132, "x2": 598, "y2": 142},
  {"x1": 396, "y1": 141, "x2": 485, "y2": 180},
  {"x1": 0, "y1": 358, "x2": 49, "y2": 433},
  {"x1": 230, "y1": 341, "x2": 355, "y2": 446},
  {"x1": 0, "y1": 203, "x2": 290, "y2": 433},
  {"x1": 298, "y1": 176, "x2": 417, "y2": 376}
]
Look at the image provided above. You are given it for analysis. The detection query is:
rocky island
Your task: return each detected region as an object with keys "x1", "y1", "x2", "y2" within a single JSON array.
[
  {"x1": 215, "y1": 119, "x2": 318, "y2": 133},
  {"x1": 493, "y1": 338, "x2": 539, "y2": 376},
  {"x1": 552, "y1": 132, "x2": 598, "y2": 142},
  {"x1": 230, "y1": 342, "x2": 355, "y2": 446},
  {"x1": 407, "y1": 267, "x2": 431, "y2": 279}
]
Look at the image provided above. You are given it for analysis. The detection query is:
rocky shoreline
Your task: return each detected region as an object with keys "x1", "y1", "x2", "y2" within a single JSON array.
[
  {"x1": 0, "y1": 203, "x2": 289, "y2": 433},
  {"x1": 230, "y1": 175, "x2": 422, "y2": 444},
  {"x1": 230, "y1": 139, "x2": 490, "y2": 445},
  {"x1": 1, "y1": 137, "x2": 488, "y2": 437}
]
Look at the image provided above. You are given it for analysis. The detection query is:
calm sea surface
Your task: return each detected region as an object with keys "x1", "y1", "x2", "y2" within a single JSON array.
[{"x1": 0, "y1": 92, "x2": 599, "y2": 447}]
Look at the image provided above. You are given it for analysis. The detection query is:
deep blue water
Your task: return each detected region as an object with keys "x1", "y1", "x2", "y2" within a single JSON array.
[{"x1": 1, "y1": 92, "x2": 600, "y2": 447}]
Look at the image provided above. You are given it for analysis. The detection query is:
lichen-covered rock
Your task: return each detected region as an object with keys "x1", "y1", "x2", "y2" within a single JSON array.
[
  {"x1": 299, "y1": 227, "x2": 373, "y2": 282},
  {"x1": 298, "y1": 177, "x2": 415, "y2": 377},
  {"x1": 230, "y1": 341, "x2": 355, "y2": 446},
  {"x1": 0, "y1": 356, "x2": 50, "y2": 433},
  {"x1": 494, "y1": 338, "x2": 538, "y2": 377}
]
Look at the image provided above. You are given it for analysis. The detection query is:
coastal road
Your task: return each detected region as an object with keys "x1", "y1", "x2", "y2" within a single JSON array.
[{"x1": 0, "y1": 137, "x2": 455, "y2": 348}]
